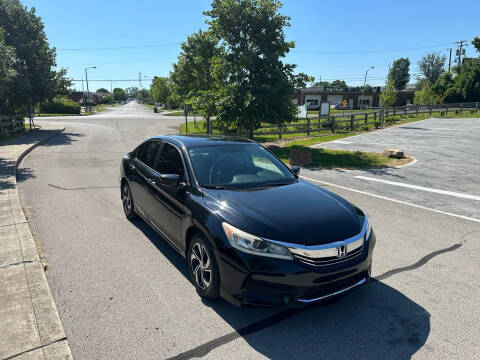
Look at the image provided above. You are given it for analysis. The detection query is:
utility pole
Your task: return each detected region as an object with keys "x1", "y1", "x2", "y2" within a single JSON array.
[
  {"x1": 138, "y1": 71, "x2": 142, "y2": 89},
  {"x1": 110, "y1": 81, "x2": 113, "y2": 94},
  {"x1": 84, "y1": 66, "x2": 96, "y2": 112},
  {"x1": 360, "y1": 66, "x2": 374, "y2": 109},
  {"x1": 448, "y1": 48, "x2": 452, "y2": 72},
  {"x1": 456, "y1": 40, "x2": 468, "y2": 66},
  {"x1": 81, "y1": 79, "x2": 86, "y2": 110}
]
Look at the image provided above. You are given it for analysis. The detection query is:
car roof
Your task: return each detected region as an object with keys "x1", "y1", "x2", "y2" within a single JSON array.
[{"x1": 148, "y1": 134, "x2": 256, "y2": 148}]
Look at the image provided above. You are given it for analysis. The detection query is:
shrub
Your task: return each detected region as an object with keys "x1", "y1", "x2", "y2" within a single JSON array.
[
  {"x1": 470, "y1": 109, "x2": 475, "y2": 114},
  {"x1": 41, "y1": 97, "x2": 80, "y2": 114},
  {"x1": 440, "y1": 111, "x2": 446, "y2": 116},
  {"x1": 455, "y1": 109, "x2": 461, "y2": 115},
  {"x1": 374, "y1": 120, "x2": 381, "y2": 129}
]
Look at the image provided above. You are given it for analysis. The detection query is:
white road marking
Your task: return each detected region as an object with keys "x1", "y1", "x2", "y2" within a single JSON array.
[
  {"x1": 330, "y1": 140, "x2": 352, "y2": 144},
  {"x1": 301, "y1": 176, "x2": 480, "y2": 224},
  {"x1": 354, "y1": 176, "x2": 480, "y2": 201}
]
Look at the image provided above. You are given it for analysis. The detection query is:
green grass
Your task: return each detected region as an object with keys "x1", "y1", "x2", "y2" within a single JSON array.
[
  {"x1": 37, "y1": 113, "x2": 82, "y2": 117},
  {"x1": 178, "y1": 109, "x2": 480, "y2": 147},
  {"x1": 269, "y1": 146, "x2": 400, "y2": 169}
]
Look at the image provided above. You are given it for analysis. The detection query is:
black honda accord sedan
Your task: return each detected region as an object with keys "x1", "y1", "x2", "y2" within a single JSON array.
[{"x1": 120, "y1": 135, "x2": 375, "y2": 307}]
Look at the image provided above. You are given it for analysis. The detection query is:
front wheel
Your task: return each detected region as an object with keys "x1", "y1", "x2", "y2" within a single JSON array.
[
  {"x1": 121, "y1": 182, "x2": 137, "y2": 221},
  {"x1": 188, "y1": 234, "x2": 220, "y2": 300}
]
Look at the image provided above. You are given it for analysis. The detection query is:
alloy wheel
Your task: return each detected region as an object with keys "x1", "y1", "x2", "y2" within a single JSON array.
[
  {"x1": 122, "y1": 184, "x2": 132, "y2": 214},
  {"x1": 190, "y1": 242, "x2": 212, "y2": 290}
]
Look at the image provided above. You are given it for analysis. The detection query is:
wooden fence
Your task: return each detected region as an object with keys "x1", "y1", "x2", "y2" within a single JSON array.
[
  {"x1": 251, "y1": 101, "x2": 480, "y2": 139},
  {"x1": 0, "y1": 115, "x2": 25, "y2": 137}
]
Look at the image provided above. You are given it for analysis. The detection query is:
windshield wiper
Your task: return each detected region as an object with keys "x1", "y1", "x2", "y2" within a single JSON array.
[
  {"x1": 202, "y1": 185, "x2": 229, "y2": 189},
  {"x1": 259, "y1": 181, "x2": 294, "y2": 187}
]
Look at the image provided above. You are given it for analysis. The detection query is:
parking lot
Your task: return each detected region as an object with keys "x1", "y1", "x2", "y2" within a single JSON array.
[{"x1": 17, "y1": 104, "x2": 480, "y2": 359}]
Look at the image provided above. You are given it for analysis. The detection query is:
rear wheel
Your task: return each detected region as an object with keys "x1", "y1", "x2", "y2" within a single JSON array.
[
  {"x1": 188, "y1": 234, "x2": 220, "y2": 300},
  {"x1": 121, "y1": 182, "x2": 137, "y2": 221}
]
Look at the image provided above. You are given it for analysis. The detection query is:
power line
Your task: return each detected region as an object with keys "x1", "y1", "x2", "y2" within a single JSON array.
[{"x1": 57, "y1": 42, "x2": 179, "y2": 51}]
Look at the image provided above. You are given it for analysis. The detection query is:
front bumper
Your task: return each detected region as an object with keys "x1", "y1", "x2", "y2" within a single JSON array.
[{"x1": 216, "y1": 231, "x2": 376, "y2": 308}]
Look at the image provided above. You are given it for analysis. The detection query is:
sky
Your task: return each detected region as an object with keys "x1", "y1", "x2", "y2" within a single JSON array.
[{"x1": 22, "y1": 0, "x2": 480, "y2": 92}]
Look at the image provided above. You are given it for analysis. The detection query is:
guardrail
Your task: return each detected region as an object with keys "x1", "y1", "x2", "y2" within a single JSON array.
[{"x1": 0, "y1": 115, "x2": 25, "y2": 137}]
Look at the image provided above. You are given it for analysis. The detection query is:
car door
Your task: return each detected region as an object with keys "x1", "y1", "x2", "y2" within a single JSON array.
[
  {"x1": 148, "y1": 142, "x2": 189, "y2": 249},
  {"x1": 130, "y1": 140, "x2": 162, "y2": 220}
]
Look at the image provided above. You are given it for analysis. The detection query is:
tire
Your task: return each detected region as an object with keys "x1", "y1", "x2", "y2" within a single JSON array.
[
  {"x1": 121, "y1": 181, "x2": 137, "y2": 221},
  {"x1": 188, "y1": 234, "x2": 220, "y2": 300}
]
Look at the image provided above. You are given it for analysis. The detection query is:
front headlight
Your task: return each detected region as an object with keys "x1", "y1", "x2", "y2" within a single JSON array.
[
  {"x1": 364, "y1": 212, "x2": 372, "y2": 240},
  {"x1": 222, "y1": 222, "x2": 293, "y2": 260}
]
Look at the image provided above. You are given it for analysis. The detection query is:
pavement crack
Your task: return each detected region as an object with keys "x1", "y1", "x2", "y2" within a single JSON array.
[
  {"x1": 0, "y1": 259, "x2": 40, "y2": 270},
  {"x1": 47, "y1": 183, "x2": 117, "y2": 191},
  {"x1": 1, "y1": 336, "x2": 67, "y2": 360},
  {"x1": 375, "y1": 243, "x2": 462, "y2": 281}
]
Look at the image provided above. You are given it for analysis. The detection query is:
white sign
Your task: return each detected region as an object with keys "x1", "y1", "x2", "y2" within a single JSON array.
[
  {"x1": 298, "y1": 105, "x2": 307, "y2": 118},
  {"x1": 320, "y1": 102, "x2": 330, "y2": 116}
]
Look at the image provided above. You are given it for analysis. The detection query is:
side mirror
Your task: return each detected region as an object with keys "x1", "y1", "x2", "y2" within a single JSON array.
[
  {"x1": 160, "y1": 174, "x2": 181, "y2": 187},
  {"x1": 290, "y1": 166, "x2": 300, "y2": 175}
]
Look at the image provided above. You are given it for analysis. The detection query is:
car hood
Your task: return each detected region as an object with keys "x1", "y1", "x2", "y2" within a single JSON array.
[{"x1": 202, "y1": 179, "x2": 364, "y2": 246}]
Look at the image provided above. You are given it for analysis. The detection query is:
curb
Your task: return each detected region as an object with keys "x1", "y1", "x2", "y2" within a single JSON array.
[{"x1": 7, "y1": 127, "x2": 73, "y2": 360}]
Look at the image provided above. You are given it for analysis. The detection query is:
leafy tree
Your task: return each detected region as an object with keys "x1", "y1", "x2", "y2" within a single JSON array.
[
  {"x1": 0, "y1": 0, "x2": 71, "y2": 114},
  {"x1": 204, "y1": 0, "x2": 297, "y2": 138},
  {"x1": 171, "y1": 30, "x2": 223, "y2": 131},
  {"x1": 313, "y1": 81, "x2": 330, "y2": 87},
  {"x1": 417, "y1": 52, "x2": 446, "y2": 85},
  {"x1": 363, "y1": 84, "x2": 373, "y2": 92},
  {"x1": 380, "y1": 79, "x2": 396, "y2": 108},
  {"x1": 125, "y1": 87, "x2": 138, "y2": 98},
  {"x1": 293, "y1": 73, "x2": 315, "y2": 88},
  {"x1": 113, "y1": 88, "x2": 127, "y2": 102},
  {"x1": 136, "y1": 89, "x2": 151, "y2": 103},
  {"x1": 414, "y1": 81, "x2": 437, "y2": 105},
  {"x1": 432, "y1": 72, "x2": 455, "y2": 102},
  {"x1": 150, "y1": 76, "x2": 171, "y2": 105},
  {"x1": 388, "y1": 58, "x2": 410, "y2": 90},
  {"x1": 450, "y1": 60, "x2": 480, "y2": 101},
  {"x1": 0, "y1": 28, "x2": 17, "y2": 109},
  {"x1": 473, "y1": 36, "x2": 480, "y2": 54},
  {"x1": 329, "y1": 80, "x2": 348, "y2": 91},
  {"x1": 96, "y1": 88, "x2": 109, "y2": 94}
]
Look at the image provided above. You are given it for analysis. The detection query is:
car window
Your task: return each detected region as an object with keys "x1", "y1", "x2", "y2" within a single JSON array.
[
  {"x1": 138, "y1": 141, "x2": 161, "y2": 169},
  {"x1": 187, "y1": 144, "x2": 295, "y2": 188},
  {"x1": 156, "y1": 143, "x2": 185, "y2": 179}
]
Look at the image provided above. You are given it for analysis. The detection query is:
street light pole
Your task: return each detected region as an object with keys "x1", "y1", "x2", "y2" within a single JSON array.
[
  {"x1": 360, "y1": 66, "x2": 374, "y2": 109},
  {"x1": 84, "y1": 66, "x2": 96, "y2": 113}
]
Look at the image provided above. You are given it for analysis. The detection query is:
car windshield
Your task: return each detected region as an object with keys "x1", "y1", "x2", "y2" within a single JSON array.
[{"x1": 187, "y1": 144, "x2": 296, "y2": 189}]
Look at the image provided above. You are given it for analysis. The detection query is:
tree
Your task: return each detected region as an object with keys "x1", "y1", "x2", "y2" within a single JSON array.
[
  {"x1": 136, "y1": 89, "x2": 151, "y2": 103},
  {"x1": 113, "y1": 88, "x2": 127, "y2": 102},
  {"x1": 205, "y1": 0, "x2": 297, "y2": 138},
  {"x1": 417, "y1": 52, "x2": 446, "y2": 85},
  {"x1": 125, "y1": 87, "x2": 138, "y2": 98},
  {"x1": 380, "y1": 79, "x2": 396, "y2": 108},
  {"x1": 293, "y1": 73, "x2": 315, "y2": 88},
  {"x1": 451, "y1": 60, "x2": 480, "y2": 101},
  {"x1": 0, "y1": 0, "x2": 71, "y2": 115},
  {"x1": 171, "y1": 30, "x2": 223, "y2": 131},
  {"x1": 414, "y1": 81, "x2": 437, "y2": 105},
  {"x1": 388, "y1": 58, "x2": 410, "y2": 90},
  {"x1": 150, "y1": 76, "x2": 171, "y2": 105},
  {"x1": 313, "y1": 81, "x2": 330, "y2": 87},
  {"x1": 473, "y1": 36, "x2": 480, "y2": 54},
  {"x1": 0, "y1": 28, "x2": 17, "y2": 110},
  {"x1": 96, "y1": 88, "x2": 109, "y2": 94},
  {"x1": 363, "y1": 84, "x2": 373, "y2": 92},
  {"x1": 432, "y1": 72, "x2": 455, "y2": 102},
  {"x1": 329, "y1": 80, "x2": 348, "y2": 91}
]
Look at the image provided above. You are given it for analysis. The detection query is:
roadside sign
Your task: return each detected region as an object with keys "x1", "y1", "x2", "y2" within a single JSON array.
[
  {"x1": 297, "y1": 105, "x2": 307, "y2": 118},
  {"x1": 320, "y1": 102, "x2": 330, "y2": 116}
]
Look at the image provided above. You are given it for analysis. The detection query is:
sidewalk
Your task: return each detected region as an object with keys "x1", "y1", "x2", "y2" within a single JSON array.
[{"x1": 0, "y1": 126, "x2": 72, "y2": 359}]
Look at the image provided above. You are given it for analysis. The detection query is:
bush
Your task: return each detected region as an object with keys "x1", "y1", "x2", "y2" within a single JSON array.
[
  {"x1": 470, "y1": 109, "x2": 475, "y2": 114},
  {"x1": 374, "y1": 120, "x2": 381, "y2": 129},
  {"x1": 440, "y1": 111, "x2": 446, "y2": 116},
  {"x1": 41, "y1": 97, "x2": 80, "y2": 114}
]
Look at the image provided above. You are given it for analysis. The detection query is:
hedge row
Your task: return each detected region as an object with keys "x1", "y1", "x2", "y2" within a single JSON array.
[{"x1": 41, "y1": 98, "x2": 81, "y2": 114}]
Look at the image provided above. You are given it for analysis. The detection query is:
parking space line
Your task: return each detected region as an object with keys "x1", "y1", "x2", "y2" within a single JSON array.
[
  {"x1": 301, "y1": 176, "x2": 480, "y2": 224},
  {"x1": 354, "y1": 176, "x2": 480, "y2": 201}
]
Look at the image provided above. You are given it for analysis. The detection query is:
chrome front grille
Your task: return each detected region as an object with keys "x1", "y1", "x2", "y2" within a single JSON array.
[{"x1": 292, "y1": 244, "x2": 363, "y2": 266}]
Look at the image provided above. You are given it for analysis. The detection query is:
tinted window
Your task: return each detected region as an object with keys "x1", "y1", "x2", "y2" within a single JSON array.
[
  {"x1": 157, "y1": 143, "x2": 185, "y2": 179},
  {"x1": 138, "y1": 141, "x2": 161, "y2": 168},
  {"x1": 187, "y1": 144, "x2": 295, "y2": 188}
]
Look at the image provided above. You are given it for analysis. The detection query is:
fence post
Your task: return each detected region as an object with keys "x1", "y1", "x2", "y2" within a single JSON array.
[
  {"x1": 416, "y1": 106, "x2": 419, "y2": 116},
  {"x1": 380, "y1": 110, "x2": 384, "y2": 127},
  {"x1": 460, "y1": 103, "x2": 463, "y2": 113},
  {"x1": 446, "y1": 105, "x2": 448, "y2": 115},
  {"x1": 476, "y1": 102, "x2": 478, "y2": 114},
  {"x1": 278, "y1": 124, "x2": 282, "y2": 140},
  {"x1": 331, "y1": 116, "x2": 336, "y2": 134},
  {"x1": 364, "y1": 112, "x2": 368, "y2": 125},
  {"x1": 374, "y1": 112, "x2": 377, "y2": 124},
  {"x1": 307, "y1": 117, "x2": 311, "y2": 136},
  {"x1": 350, "y1": 115, "x2": 355, "y2": 131},
  {"x1": 429, "y1": 105, "x2": 432, "y2": 117}
]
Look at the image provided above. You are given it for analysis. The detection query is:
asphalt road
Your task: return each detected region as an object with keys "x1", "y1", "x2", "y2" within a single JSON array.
[{"x1": 18, "y1": 102, "x2": 480, "y2": 359}]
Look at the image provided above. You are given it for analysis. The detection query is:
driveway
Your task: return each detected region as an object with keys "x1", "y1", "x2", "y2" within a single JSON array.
[{"x1": 17, "y1": 104, "x2": 480, "y2": 359}]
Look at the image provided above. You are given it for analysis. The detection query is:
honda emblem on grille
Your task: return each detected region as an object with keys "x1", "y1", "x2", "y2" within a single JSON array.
[{"x1": 337, "y1": 245, "x2": 347, "y2": 257}]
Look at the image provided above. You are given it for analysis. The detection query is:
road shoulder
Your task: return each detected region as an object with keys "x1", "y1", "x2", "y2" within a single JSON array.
[{"x1": 0, "y1": 126, "x2": 72, "y2": 359}]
